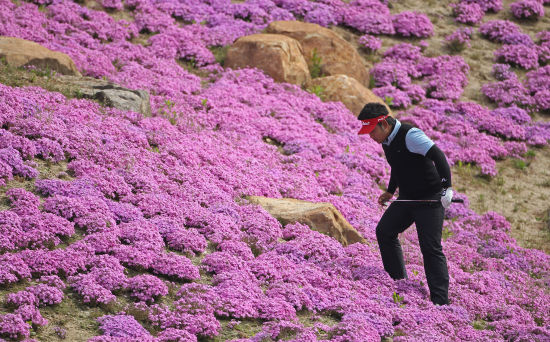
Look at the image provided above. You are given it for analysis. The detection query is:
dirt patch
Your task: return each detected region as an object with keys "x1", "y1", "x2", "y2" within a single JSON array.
[{"x1": 454, "y1": 136, "x2": 550, "y2": 254}]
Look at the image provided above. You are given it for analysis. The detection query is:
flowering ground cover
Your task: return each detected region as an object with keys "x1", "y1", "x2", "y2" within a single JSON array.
[{"x1": 1, "y1": 0, "x2": 550, "y2": 341}]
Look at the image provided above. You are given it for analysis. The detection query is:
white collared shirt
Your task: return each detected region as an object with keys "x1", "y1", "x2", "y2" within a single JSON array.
[{"x1": 383, "y1": 119, "x2": 434, "y2": 156}]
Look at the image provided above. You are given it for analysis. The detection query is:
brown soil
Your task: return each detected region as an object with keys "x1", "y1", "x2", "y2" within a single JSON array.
[{"x1": 453, "y1": 128, "x2": 550, "y2": 254}]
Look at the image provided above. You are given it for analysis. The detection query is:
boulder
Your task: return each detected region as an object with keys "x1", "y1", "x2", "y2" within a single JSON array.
[
  {"x1": 56, "y1": 75, "x2": 151, "y2": 116},
  {"x1": 266, "y1": 21, "x2": 369, "y2": 85},
  {"x1": 0, "y1": 36, "x2": 81, "y2": 76},
  {"x1": 225, "y1": 33, "x2": 311, "y2": 86},
  {"x1": 310, "y1": 74, "x2": 391, "y2": 116},
  {"x1": 247, "y1": 196, "x2": 366, "y2": 246}
]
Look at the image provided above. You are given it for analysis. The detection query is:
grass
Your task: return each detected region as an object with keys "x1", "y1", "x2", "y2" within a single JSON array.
[
  {"x1": 210, "y1": 45, "x2": 229, "y2": 66},
  {"x1": 383, "y1": 95, "x2": 394, "y2": 107},
  {"x1": 471, "y1": 315, "x2": 497, "y2": 331},
  {"x1": 210, "y1": 318, "x2": 264, "y2": 341},
  {"x1": 513, "y1": 159, "x2": 528, "y2": 170},
  {"x1": 33, "y1": 292, "x2": 104, "y2": 342},
  {"x1": 442, "y1": 225, "x2": 454, "y2": 241},
  {"x1": 453, "y1": 162, "x2": 495, "y2": 193},
  {"x1": 446, "y1": 40, "x2": 467, "y2": 54},
  {"x1": 0, "y1": 59, "x2": 88, "y2": 101}
]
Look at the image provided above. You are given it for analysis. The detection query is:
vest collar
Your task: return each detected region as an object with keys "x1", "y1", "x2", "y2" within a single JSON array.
[{"x1": 383, "y1": 119, "x2": 401, "y2": 146}]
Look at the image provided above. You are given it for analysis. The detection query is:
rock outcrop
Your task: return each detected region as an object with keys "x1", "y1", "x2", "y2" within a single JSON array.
[
  {"x1": 56, "y1": 75, "x2": 151, "y2": 116},
  {"x1": 266, "y1": 21, "x2": 370, "y2": 85},
  {"x1": 0, "y1": 36, "x2": 81, "y2": 76},
  {"x1": 247, "y1": 196, "x2": 366, "y2": 246},
  {"x1": 310, "y1": 74, "x2": 391, "y2": 116},
  {"x1": 225, "y1": 33, "x2": 311, "y2": 87}
]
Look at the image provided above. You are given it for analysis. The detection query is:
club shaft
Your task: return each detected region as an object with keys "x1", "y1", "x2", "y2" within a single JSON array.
[{"x1": 391, "y1": 199, "x2": 464, "y2": 203}]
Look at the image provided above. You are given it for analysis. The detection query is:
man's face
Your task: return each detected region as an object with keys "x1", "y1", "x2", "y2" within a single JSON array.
[{"x1": 369, "y1": 122, "x2": 389, "y2": 143}]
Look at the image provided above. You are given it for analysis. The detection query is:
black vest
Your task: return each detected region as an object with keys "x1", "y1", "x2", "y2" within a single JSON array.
[{"x1": 382, "y1": 123, "x2": 442, "y2": 199}]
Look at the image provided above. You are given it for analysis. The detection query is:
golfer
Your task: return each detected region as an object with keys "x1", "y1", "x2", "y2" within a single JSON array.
[{"x1": 358, "y1": 102, "x2": 453, "y2": 305}]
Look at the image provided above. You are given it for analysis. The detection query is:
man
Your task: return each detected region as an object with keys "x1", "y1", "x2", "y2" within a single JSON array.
[{"x1": 358, "y1": 102, "x2": 453, "y2": 306}]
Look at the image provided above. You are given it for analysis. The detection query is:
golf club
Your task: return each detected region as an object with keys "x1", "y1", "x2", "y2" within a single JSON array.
[{"x1": 388, "y1": 198, "x2": 464, "y2": 203}]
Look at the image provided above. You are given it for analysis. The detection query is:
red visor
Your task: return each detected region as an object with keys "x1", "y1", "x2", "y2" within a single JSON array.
[{"x1": 358, "y1": 115, "x2": 388, "y2": 135}]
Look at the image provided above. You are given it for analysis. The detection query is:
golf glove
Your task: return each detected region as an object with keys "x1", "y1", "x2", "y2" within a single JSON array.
[{"x1": 441, "y1": 187, "x2": 453, "y2": 209}]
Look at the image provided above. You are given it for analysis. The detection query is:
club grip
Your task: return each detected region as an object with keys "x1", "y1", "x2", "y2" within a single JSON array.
[{"x1": 451, "y1": 198, "x2": 464, "y2": 203}]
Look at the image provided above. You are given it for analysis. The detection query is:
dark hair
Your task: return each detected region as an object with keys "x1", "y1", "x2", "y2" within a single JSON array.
[
  {"x1": 358, "y1": 102, "x2": 388, "y2": 120},
  {"x1": 358, "y1": 102, "x2": 395, "y2": 128}
]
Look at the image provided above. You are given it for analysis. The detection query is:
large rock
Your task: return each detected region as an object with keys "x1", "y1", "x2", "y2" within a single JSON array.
[
  {"x1": 225, "y1": 33, "x2": 311, "y2": 86},
  {"x1": 0, "y1": 36, "x2": 81, "y2": 76},
  {"x1": 266, "y1": 21, "x2": 369, "y2": 85},
  {"x1": 310, "y1": 74, "x2": 391, "y2": 116},
  {"x1": 247, "y1": 196, "x2": 366, "y2": 246},
  {"x1": 56, "y1": 75, "x2": 151, "y2": 116}
]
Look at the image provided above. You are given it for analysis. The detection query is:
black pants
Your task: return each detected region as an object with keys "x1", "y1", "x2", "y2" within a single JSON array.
[{"x1": 375, "y1": 199, "x2": 449, "y2": 305}]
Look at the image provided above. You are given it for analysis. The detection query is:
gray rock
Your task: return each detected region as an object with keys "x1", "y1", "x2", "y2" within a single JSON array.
[{"x1": 56, "y1": 75, "x2": 151, "y2": 116}]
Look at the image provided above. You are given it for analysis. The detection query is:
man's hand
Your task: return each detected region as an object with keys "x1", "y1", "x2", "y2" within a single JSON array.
[
  {"x1": 378, "y1": 192, "x2": 393, "y2": 206},
  {"x1": 441, "y1": 188, "x2": 453, "y2": 209}
]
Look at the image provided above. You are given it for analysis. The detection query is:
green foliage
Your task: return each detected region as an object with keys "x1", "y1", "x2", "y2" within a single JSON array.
[
  {"x1": 112, "y1": 58, "x2": 123, "y2": 71},
  {"x1": 471, "y1": 319, "x2": 495, "y2": 331},
  {"x1": 383, "y1": 96, "x2": 394, "y2": 107},
  {"x1": 310, "y1": 48, "x2": 322, "y2": 79},
  {"x1": 307, "y1": 85, "x2": 324, "y2": 100},
  {"x1": 186, "y1": 57, "x2": 197, "y2": 69},
  {"x1": 368, "y1": 75, "x2": 376, "y2": 89},
  {"x1": 159, "y1": 99, "x2": 178, "y2": 125},
  {"x1": 210, "y1": 45, "x2": 229, "y2": 66},
  {"x1": 534, "y1": 316, "x2": 544, "y2": 327},
  {"x1": 456, "y1": 160, "x2": 476, "y2": 171},
  {"x1": 442, "y1": 225, "x2": 454, "y2": 241},
  {"x1": 394, "y1": 328, "x2": 407, "y2": 337},
  {"x1": 73, "y1": 88, "x2": 85, "y2": 99},
  {"x1": 513, "y1": 159, "x2": 527, "y2": 170},
  {"x1": 211, "y1": 319, "x2": 263, "y2": 341},
  {"x1": 447, "y1": 40, "x2": 466, "y2": 54},
  {"x1": 472, "y1": 319, "x2": 486, "y2": 330},
  {"x1": 392, "y1": 292, "x2": 405, "y2": 307},
  {"x1": 525, "y1": 149, "x2": 536, "y2": 158},
  {"x1": 29, "y1": 66, "x2": 57, "y2": 78}
]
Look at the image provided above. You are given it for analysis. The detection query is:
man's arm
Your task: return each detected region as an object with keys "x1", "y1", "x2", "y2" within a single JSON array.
[
  {"x1": 405, "y1": 128, "x2": 451, "y2": 188},
  {"x1": 387, "y1": 169, "x2": 397, "y2": 194},
  {"x1": 425, "y1": 145, "x2": 452, "y2": 188},
  {"x1": 378, "y1": 170, "x2": 396, "y2": 206}
]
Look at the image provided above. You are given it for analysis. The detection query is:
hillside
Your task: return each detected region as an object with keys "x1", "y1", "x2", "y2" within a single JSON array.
[{"x1": 0, "y1": 0, "x2": 550, "y2": 341}]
